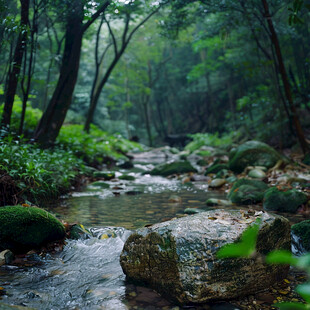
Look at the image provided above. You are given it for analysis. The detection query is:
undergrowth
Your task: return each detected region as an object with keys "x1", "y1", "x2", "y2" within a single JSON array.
[{"x1": 57, "y1": 124, "x2": 143, "y2": 165}]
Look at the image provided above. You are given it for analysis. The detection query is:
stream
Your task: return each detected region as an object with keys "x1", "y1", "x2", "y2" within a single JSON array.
[{"x1": 0, "y1": 150, "x2": 308, "y2": 310}]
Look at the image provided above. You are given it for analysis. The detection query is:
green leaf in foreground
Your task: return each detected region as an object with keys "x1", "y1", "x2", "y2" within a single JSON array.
[
  {"x1": 265, "y1": 250, "x2": 298, "y2": 266},
  {"x1": 274, "y1": 302, "x2": 308, "y2": 310},
  {"x1": 217, "y1": 218, "x2": 261, "y2": 258},
  {"x1": 296, "y1": 283, "x2": 310, "y2": 304}
]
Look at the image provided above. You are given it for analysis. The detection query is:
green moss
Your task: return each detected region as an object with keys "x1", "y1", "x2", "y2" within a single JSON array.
[
  {"x1": 292, "y1": 220, "x2": 310, "y2": 251},
  {"x1": 149, "y1": 161, "x2": 197, "y2": 177},
  {"x1": 205, "y1": 163, "x2": 229, "y2": 175},
  {"x1": 69, "y1": 224, "x2": 91, "y2": 240},
  {"x1": 228, "y1": 140, "x2": 283, "y2": 173},
  {"x1": 263, "y1": 187, "x2": 308, "y2": 213},
  {"x1": 303, "y1": 153, "x2": 310, "y2": 166},
  {"x1": 0, "y1": 206, "x2": 65, "y2": 253},
  {"x1": 93, "y1": 171, "x2": 115, "y2": 180},
  {"x1": 228, "y1": 178, "x2": 269, "y2": 204},
  {"x1": 119, "y1": 175, "x2": 135, "y2": 181},
  {"x1": 90, "y1": 181, "x2": 110, "y2": 188}
]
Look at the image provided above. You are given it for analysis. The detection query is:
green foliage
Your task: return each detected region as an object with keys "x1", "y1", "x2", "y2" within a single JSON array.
[
  {"x1": 57, "y1": 124, "x2": 143, "y2": 165},
  {"x1": 217, "y1": 218, "x2": 310, "y2": 309},
  {"x1": 0, "y1": 137, "x2": 84, "y2": 201},
  {"x1": 0, "y1": 91, "x2": 42, "y2": 137},
  {"x1": 217, "y1": 218, "x2": 261, "y2": 258},
  {"x1": 185, "y1": 132, "x2": 235, "y2": 153}
]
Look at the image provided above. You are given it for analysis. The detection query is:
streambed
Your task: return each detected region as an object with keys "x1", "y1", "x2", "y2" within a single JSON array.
[{"x1": 0, "y1": 153, "x2": 308, "y2": 309}]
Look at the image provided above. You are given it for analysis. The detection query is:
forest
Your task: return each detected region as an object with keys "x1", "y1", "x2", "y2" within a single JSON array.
[{"x1": 1, "y1": 0, "x2": 310, "y2": 309}]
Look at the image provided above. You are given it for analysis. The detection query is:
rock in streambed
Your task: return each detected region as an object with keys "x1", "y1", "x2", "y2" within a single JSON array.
[
  {"x1": 120, "y1": 210, "x2": 290, "y2": 305},
  {"x1": 0, "y1": 206, "x2": 65, "y2": 253}
]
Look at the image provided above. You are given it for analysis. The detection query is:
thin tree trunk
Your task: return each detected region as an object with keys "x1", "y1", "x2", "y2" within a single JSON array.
[
  {"x1": 33, "y1": 0, "x2": 110, "y2": 145},
  {"x1": 33, "y1": 1, "x2": 84, "y2": 145},
  {"x1": 261, "y1": 0, "x2": 309, "y2": 153},
  {"x1": 1, "y1": 0, "x2": 30, "y2": 129}
]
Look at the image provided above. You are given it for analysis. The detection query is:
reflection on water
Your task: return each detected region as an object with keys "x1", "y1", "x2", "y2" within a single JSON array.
[{"x1": 47, "y1": 174, "x2": 226, "y2": 230}]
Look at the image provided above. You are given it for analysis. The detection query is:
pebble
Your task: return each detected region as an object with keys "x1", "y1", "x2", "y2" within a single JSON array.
[
  {"x1": 248, "y1": 169, "x2": 266, "y2": 178},
  {"x1": 209, "y1": 178, "x2": 226, "y2": 188}
]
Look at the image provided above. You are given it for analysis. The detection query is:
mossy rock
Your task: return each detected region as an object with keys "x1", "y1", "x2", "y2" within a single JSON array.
[
  {"x1": 263, "y1": 187, "x2": 308, "y2": 213},
  {"x1": 90, "y1": 181, "x2": 110, "y2": 188},
  {"x1": 228, "y1": 141, "x2": 283, "y2": 173},
  {"x1": 149, "y1": 161, "x2": 197, "y2": 177},
  {"x1": 303, "y1": 153, "x2": 310, "y2": 166},
  {"x1": 205, "y1": 163, "x2": 229, "y2": 175},
  {"x1": 228, "y1": 178, "x2": 269, "y2": 204},
  {"x1": 119, "y1": 175, "x2": 135, "y2": 181},
  {"x1": 93, "y1": 171, "x2": 115, "y2": 180},
  {"x1": 292, "y1": 220, "x2": 310, "y2": 251},
  {"x1": 197, "y1": 159, "x2": 208, "y2": 166},
  {"x1": 0, "y1": 206, "x2": 65, "y2": 253},
  {"x1": 69, "y1": 224, "x2": 92, "y2": 240}
]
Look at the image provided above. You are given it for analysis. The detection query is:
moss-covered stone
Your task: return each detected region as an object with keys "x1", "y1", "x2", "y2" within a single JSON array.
[
  {"x1": 303, "y1": 153, "x2": 310, "y2": 166},
  {"x1": 229, "y1": 141, "x2": 283, "y2": 173},
  {"x1": 0, "y1": 206, "x2": 65, "y2": 253},
  {"x1": 149, "y1": 161, "x2": 197, "y2": 177},
  {"x1": 292, "y1": 220, "x2": 310, "y2": 251},
  {"x1": 69, "y1": 224, "x2": 92, "y2": 240},
  {"x1": 263, "y1": 187, "x2": 308, "y2": 213},
  {"x1": 90, "y1": 181, "x2": 110, "y2": 188},
  {"x1": 119, "y1": 175, "x2": 135, "y2": 181},
  {"x1": 228, "y1": 178, "x2": 269, "y2": 204},
  {"x1": 205, "y1": 163, "x2": 229, "y2": 175},
  {"x1": 93, "y1": 171, "x2": 115, "y2": 180}
]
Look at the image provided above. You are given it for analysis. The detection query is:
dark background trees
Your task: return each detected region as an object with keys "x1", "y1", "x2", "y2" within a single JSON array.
[{"x1": 0, "y1": 0, "x2": 309, "y2": 153}]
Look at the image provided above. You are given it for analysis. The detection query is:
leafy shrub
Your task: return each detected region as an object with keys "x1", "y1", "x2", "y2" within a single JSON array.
[
  {"x1": 57, "y1": 124, "x2": 143, "y2": 165},
  {"x1": 185, "y1": 132, "x2": 237, "y2": 153},
  {"x1": 0, "y1": 89, "x2": 42, "y2": 137},
  {"x1": 0, "y1": 136, "x2": 85, "y2": 202}
]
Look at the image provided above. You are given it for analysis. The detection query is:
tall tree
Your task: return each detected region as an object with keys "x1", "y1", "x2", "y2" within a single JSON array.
[
  {"x1": 261, "y1": 0, "x2": 309, "y2": 153},
  {"x1": 84, "y1": 1, "x2": 161, "y2": 132},
  {"x1": 1, "y1": 0, "x2": 30, "y2": 130},
  {"x1": 33, "y1": 0, "x2": 110, "y2": 146}
]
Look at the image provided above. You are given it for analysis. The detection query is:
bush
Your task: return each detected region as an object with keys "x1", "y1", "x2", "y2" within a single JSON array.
[
  {"x1": 185, "y1": 132, "x2": 236, "y2": 153},
  {"x1": 57, "y1": 124, "x2": 143, "y2": 165},
  {"x1": 0, "y1": 137, "x2": 85, "y2": 202}
]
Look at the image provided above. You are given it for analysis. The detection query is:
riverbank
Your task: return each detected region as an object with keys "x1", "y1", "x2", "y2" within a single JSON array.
[{"x1": 0, "y1": 124, "x2": 142, "y2": 206}]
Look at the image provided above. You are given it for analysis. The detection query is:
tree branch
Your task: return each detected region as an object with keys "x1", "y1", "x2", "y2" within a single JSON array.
[{"x1": 82, "y1": 0, "x2": 110, "y2": 33}]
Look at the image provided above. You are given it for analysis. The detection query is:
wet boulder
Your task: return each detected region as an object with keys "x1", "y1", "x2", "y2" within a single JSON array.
[
  {"x1": 120, "y1": 210, "x2": 290, "y2": 304},
  {"x1": 263, "y1": 187, "x2": 308, "y2": 213},
  {"x1": 205, "y1": 163, "x2": 229, "y2": 175},
  {"x1": 229, "y1": 141, "x2": 283, "y2": 173},
  {"x1": 148, "y1": 160, "x2": 197, "y2": 177},
  {"x1": 0, "y1": 206, "x2": 65, "y2": 253},
  {"x1": 228, "y1": 178, "x2": 269, "y2": 204},
  {"x1": 291, "y1": 220, "x2": 310, "y2": 251}
]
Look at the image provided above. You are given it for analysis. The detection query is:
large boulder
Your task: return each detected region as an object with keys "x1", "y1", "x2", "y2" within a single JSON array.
[
  {"x1": 120, "y1": 210, "x2": 290, "y2": 305},
  {"x1": 263, "y1": 187, "x2": 308, "y2": 213},
  {"x1": 229, "y1": 141, "x2": 283, "y2": 173},
  {"x1": 0, "y1": 206, "x2": 65, "y2": 253},
  {"x1": 228, "y1": 178, "x2": 269, "y2": 204},
  {"x1": 148, "y1": 160, "x2": 197, "y2": 177}
]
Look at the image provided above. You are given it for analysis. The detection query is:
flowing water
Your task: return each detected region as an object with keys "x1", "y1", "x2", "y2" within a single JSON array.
[{"x1": 0, "y1": 152, "x2": 308, "y2": 309}]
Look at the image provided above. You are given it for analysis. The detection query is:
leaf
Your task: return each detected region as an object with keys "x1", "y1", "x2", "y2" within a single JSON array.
[
  {"x1": 296, "y1": 283, "x2": 310, "y2": 303},
  {"x1": 217, "y1": 218, "x2": 261, "y2": 258},
  {"x1": 274, "y1": 302, "x2": 308, "y2": 310},
  {"x1": 266, "y1": 250, "x2": 298, "y2": 266}
]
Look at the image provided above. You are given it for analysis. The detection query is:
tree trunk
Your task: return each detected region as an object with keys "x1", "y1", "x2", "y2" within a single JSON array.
[
  {"x1": 261, "y1": 0, "x2": 309, "y2": 154},
  {"x1": 1, "y1": 0, "x2": 29, "y2": 129},
  {"x1": 33, "y1": 1, "x2": 84, "y2": 146}
]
